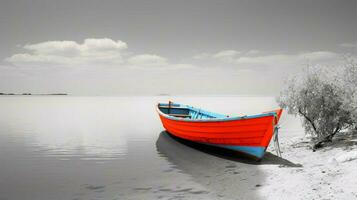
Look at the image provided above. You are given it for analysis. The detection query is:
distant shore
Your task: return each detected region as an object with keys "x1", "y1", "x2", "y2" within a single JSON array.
[{"x1": 0, "y1": 93, "x2": 68, "y2": 96}]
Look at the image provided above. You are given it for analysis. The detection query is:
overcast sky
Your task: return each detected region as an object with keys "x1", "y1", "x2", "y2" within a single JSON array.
[{"x1": 1, "y1": 0, "x2": 356, "y2": 95}]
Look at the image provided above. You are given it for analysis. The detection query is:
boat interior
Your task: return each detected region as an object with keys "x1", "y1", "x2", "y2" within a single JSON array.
[{"x1": 158, "y1": 102, "x2": 228, "y2": 119}]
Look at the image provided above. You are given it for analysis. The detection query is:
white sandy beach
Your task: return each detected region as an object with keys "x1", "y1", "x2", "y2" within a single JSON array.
[{"x1": 257, "y1": 115, "x2": 357, "y2": 200}]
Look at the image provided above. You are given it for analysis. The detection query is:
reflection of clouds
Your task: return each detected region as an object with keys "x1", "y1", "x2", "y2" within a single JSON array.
[
  {"x1": 30, "y1": 135, "x2": 127, "y2": 161},
  {"x1": 1, "y1": 97, "x2": 130, "y2": 161},
  {"x1": 28, "y1": 119, "x2": 129, "y2": 161}
]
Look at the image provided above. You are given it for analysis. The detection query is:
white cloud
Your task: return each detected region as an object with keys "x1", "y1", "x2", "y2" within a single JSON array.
[
  {"x1": 298, "y1": 51, "x2": 338, "y2": 61},
  {"x1": 127, "y1": 54, "x2": 194, "y2": 69},
  {"x1": 340, "y1": 43, "x2": 357, "y2": 48},
  {"x1": 6, "y1": 53, "x2": 76, "y2": 66},
  {"x1": 24, "y1": 41, "x2": 81, "y2": 57},
  {"x1": 81, "y1": 38, "x2": 127, "y2": 51},
  {"x1": 212, "y1": 50, "x2": 240, "y2": 63},
  {"x1": 234, "y1": 54, "x2": 291, "y2": 66},
  {"x1": 5, "y1": 38, "x2": 193, "y2": 69},
  {"x1": 22, "y1": 38, "x2": 128, "y2": 56},
  {"x1": 127, "y1": 54, "x2": 167, "y2": 67},
  {"x1": 246, "y1": 50, "x2": 260, "y2": 55},
  {"x1": 170, "y1": 63, "x2": 197, "y2": 69},
  {"x1": 5, "y1": 38, "x2": 345, "y2": 72},
  {"x1": 6, "y1": 38, "x2": 128, "y2": 67},
  {"x1": 213, "y1": 50, "x2": 240, "y2": 58},
  {"x1": 194, "y1": 49, "x2": 341, "y2": 69},
  {"x1": 234, "y1": 51, "x2": 339, "y2": 67}
]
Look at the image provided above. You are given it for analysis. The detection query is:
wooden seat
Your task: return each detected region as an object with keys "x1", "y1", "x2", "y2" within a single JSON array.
[
  {"x1": 158, "y1": 106, "x2": 187, "y2": 109},
  {"x1": 168, "y1": 114, "x2": 191, "y2": 118}
]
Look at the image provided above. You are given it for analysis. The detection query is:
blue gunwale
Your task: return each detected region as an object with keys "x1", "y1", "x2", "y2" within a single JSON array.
[{"x1": 157, "y1": 102, "x2": 277, "y2": 122}]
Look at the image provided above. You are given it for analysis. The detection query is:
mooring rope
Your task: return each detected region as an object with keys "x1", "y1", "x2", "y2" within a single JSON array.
[{"x1": 274, "y1": 126, "x2": 282, "y2": 157}]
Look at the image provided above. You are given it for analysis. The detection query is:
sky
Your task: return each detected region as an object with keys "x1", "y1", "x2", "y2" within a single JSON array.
[{"x1": 0, "y1": 0, "x2": 357, "y2": 95}]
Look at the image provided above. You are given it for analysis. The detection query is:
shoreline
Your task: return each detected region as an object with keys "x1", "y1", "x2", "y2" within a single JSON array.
[{"x1": 256, "y1": 126, "x2": 357, "y2": 200}]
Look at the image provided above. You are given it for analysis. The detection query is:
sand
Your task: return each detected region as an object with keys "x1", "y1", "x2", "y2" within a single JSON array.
[{"x1": 255, "y1": 119, "x2": 357, "y2": 200}]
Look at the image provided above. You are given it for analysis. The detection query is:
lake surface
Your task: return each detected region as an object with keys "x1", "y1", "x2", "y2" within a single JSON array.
[{"x1": 0, "y1": 96, "x2": 295, "y2": 200}]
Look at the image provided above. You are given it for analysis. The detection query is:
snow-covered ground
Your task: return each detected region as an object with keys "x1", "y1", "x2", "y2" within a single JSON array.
[{"x1": 258, "y1": 114, "x2": 357, "y2": 200}]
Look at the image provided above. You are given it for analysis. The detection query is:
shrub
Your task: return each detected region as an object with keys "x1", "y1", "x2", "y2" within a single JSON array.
[
  {"x1": 339, "y1": 58, "x2": 357, "y2": 132},
  {"x1": 278, "y1": 65, "x2": 352, "y2": 150}
]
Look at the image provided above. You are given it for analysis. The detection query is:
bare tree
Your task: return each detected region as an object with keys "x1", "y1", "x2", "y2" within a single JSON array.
[
  {"x1": 278, "y1": 65, "x2": 352, "y2": 150},
  {"x1": 340, "y1": 57, "x2": 357, "y2": 133}
]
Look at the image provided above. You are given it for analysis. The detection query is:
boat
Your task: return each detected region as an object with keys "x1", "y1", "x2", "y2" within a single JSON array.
[{"x1": 156, "y1": 102, "x2": 283, "y2": 160}]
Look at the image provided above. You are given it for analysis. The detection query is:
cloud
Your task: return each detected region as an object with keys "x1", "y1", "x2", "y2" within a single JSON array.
[
  {"x1": 213, "y1": 50, "x2": 240, "y2": 58},
  {"x1": 127, "y1": 54, "x2": 167, "y2": 67},
  {"x1": 24, "y1": 41, "x2": 81, "y2": 57},
  {"x1": 22, "y1": 38, "x2": 128, "y2": 55},
  {"x1": 5, "y1": 38, "x2": 191, "y2": 69},
  {"x1": 6, "y1": 53, "x2": 77, "y2": 66},
  {"x1": 340, "y1": 43, "x2": 357, "y2": 48},
  {"x1": 212, "y1": 50, "x2": 240, "y2": 63},
  {"x1": 194, "y1": 50, "x2": 341, "y2": 69},
  {"x1": 193, "y1": 53, "x2": 211, "y2": 60},
  {"x1": 246, "y1": 50, "x2": 260, "y2": 55},
  {"x1": 6, "y1": 38, "x2": 128, "y2": 67},
  {"x1": 80, "y1": 38, "x2": 128, "y2": 51},
  {"x1": 169, "y1": 64, "x2": 197, "y2": 69},
  {"x1": 297, "y1": 51, "x2": 338, "y2": 61},
  {"x1": 193, "y1": 50, "x2": 242, "y2": 62},
  {"x1": 235, "y1": 51, "x2": 339, "y2": 66},
  {"x1": 5, "y1": 38, "x2": 344, "y2": 72}
]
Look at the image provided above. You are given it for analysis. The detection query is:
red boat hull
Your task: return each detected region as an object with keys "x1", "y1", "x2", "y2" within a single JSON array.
[
  {"x1": 157, "y1": 103, "x2": 282, "y2": 159},
  {"x1": 159, "y1": 115, "x2": 275, "y2": 146}
]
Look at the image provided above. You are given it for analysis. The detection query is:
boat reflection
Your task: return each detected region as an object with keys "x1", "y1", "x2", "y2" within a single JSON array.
[
  {"x1": 156, "y1": 131, "x2": 263, "y2": 199},
  {"x1": 156, "y1": 131, "x2": 298, "y2": 165}
]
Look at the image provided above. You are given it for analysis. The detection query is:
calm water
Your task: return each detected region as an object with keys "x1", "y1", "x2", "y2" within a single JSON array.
[{"x1": 0, "y1": 96, "x2": 293, "y2": 200}]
